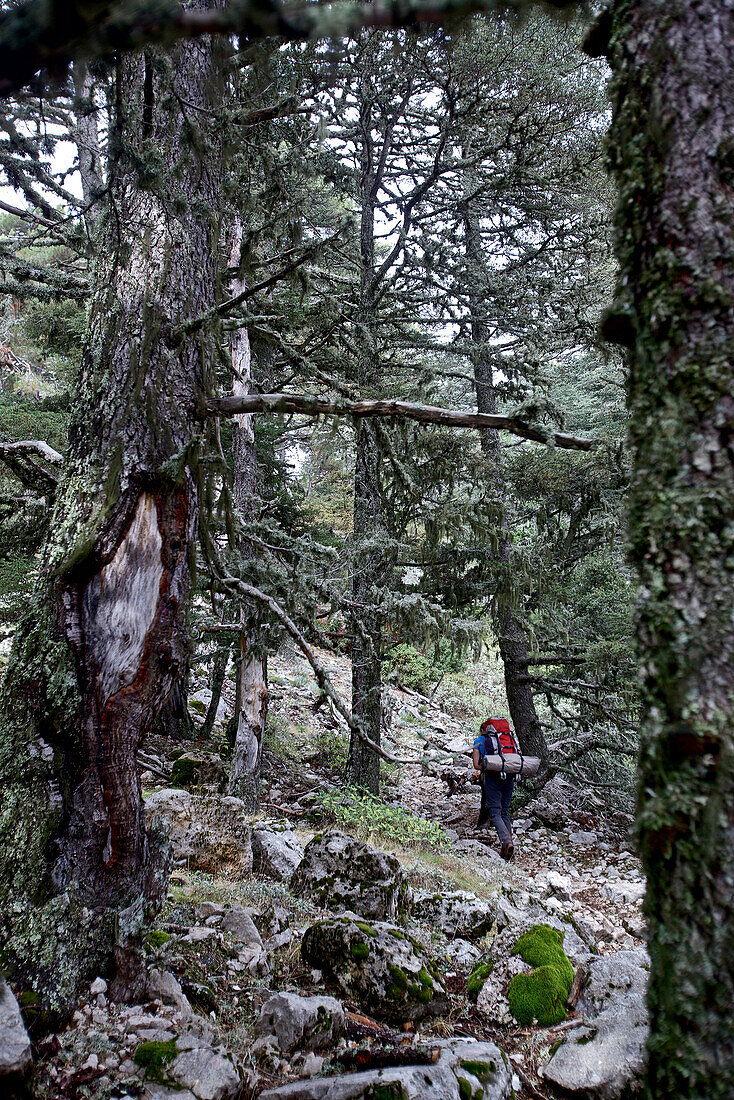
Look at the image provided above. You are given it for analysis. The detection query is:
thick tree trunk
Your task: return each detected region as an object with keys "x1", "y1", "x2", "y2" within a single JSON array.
[
  {"x1": 227, "y1": 225, "x2": 268, "y2": 809},
  {"x1": 591, "y1": 2, "x2": 734, "y2": 1095},
  {"x1": 461, "y1": 198, "x2": 547, "y2": 765},
  {"x1": 0, "y1": 7, "x2": 223, "y2": 1017}
]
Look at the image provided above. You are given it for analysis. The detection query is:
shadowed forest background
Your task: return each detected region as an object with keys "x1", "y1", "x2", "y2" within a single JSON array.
[{"x1": 0, "y1": 2, "x2": 731, "y2": 1099}]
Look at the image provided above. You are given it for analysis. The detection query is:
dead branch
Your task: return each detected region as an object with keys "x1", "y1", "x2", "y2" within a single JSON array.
[
  {"x1": 566, "y1": 964, "x2": 587, "y2": 1010},
  {"x1": 203, "y1": 392, "x2": 592, "y2": 451}
]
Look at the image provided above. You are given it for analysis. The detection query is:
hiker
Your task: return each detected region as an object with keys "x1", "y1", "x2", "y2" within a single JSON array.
[{"x1": 473, "y1": 716, "x2": 518, "y2": 861}]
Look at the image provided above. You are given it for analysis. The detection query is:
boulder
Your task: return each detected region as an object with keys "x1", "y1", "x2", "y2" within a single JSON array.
[
  {"x1": 301, "y1": 914, "x2": 448, "y2": 1024},
  {"x1": 138, "y1": 1034, "x2": 239, "y2": 1100},
  {"x1": 252, "y1": 823, "x2": 304, "y2": 882},
  {"x1": 601, "y1": 881, "x2": 646, "y2": 906},
  {"x1": 221, "y1": 906, "x2": 262, "y2": 946},
  {"x1": 411, "y1": 890, "x2": 495, "y2": 941},
  {"x1": 291, "y1": 831, "x2": 406, "y2": 921},
  {"x1": 543, "y1": 948, "x2": 649, "y2": 1099},
  {"x1": 0, "y1": 980, "x2": 32, "y2": 1079},
  {"x1": 254, "y1": 993, "x2": 345, "y2": 1053},
  {"x1": 477, "y1": 918, "x2": 583, "y2": 1027},
  {"x1": 444, "y1": 938, "x2": 482, "y2": 969},
  {"x1": 259, "y1": 1038, "x2": 511, "y2": 1100},
  {"x1": 144, "y1": 789, "x2": 252, "y2": 875},
  {"x1": 170, "y1": 750, "x2": 227, "y2": 790}
]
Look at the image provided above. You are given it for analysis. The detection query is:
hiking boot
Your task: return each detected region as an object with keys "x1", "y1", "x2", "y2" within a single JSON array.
[{"x1": 501, "y1": 843, "x2": 515, "y2": 862}]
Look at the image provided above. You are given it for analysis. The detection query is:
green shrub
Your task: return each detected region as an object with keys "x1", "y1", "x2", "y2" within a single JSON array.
[
  {"x1": 314, "y1": 786, "x2": 447, "y2": 853},
  {"x1": 507, "y1": 924, "x2": 573, "y2": 1026}
]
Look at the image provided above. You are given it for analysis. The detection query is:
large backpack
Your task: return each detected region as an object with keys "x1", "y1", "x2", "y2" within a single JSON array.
[{"x1": 480, "y1": 717, "x2": 519, "y2": 756}]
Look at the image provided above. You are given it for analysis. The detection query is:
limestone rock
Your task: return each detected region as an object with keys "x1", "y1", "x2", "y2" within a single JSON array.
[
  {"x1": 0, "y1": 980, "x2": 32, "y2": 1078},
  {"x1": 252, "y1": 823, "x2": 304, "y2": 882},
  {"x1": 444, "y1": 938, "x2": 482, "y2": 969},
  {"x1": 543, "y1": 948, "x2": 649, "y2": 1099},
  {"x1": 170, "y1": 751, "x2": 226, "y2": 790},
  {"x1": 412, "y1": 889, "x2": 495, "y2": 941},
  {"x1": 221, "y1": 906, "x2": 262, "y2": 946},
  {"x1": 169, "y1": 1045, "x2": 240, "y2": 1100},
  {"x1": 254, "y1": 993, "x2": 345, "y2": 1052},
  {"x1": 258, "y1": 1038, "x2": 511, "y2": 1099},
  {"x1": 301, "y1": 914, "x2": 448, "y2": 1024},
  {"x1": 144, "y1": 789, "x2": 252, "y2": 875},
  {"x1": 291, "y1": 831, "x2": 406, "y2": 921}
]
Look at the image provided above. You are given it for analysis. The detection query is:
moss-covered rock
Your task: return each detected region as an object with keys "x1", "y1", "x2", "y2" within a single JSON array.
[
  {"x1": 291, "y1": 830, "x2": 407, "y2": 921},
  {"x1": 301, "y1": 914, "x2": 448, "y2": 1024},
  {"x1": 507, "y1": 924, "x2": 573, "y2": 1026},
  {"x1": 134, "y1": 1038, "x2": 178, "y2": 1083}
]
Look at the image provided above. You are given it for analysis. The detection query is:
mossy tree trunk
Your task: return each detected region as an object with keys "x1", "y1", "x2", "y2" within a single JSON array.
[
  {"x1": 461, "y1": 193, "x2": 548, "y2": 765},
  {"x1": 345, "y1": 69, "x2": 385, "y2": 796},
  {"x1": 0, "y1": 4, "x2": 223, "y2": 1017},
  {"x1": 590, "y1": 2, "x2": 734, "y2": 1095},
  {"x1": 227, "y1": 223, "x2": 268, "y2": 809}
]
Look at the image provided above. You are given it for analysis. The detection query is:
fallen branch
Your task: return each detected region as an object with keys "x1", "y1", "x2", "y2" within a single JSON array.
[
  {"x1": 202, "y1": 392, "x2": 593, "y2": 451},
  {"x1": 566, "y1": 964, "x2": 587, "y2": 1010}
]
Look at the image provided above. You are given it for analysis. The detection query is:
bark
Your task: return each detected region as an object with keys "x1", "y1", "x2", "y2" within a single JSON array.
[
  {"x1": 461, "y1": 195, "x2": 548, "y2": 766},
  {"x1": 0, "y1": 3, "x2": 223, "y2": 1018},
  {"x1": 226, "y1": 223, "x2": 268, "y2": 809},
  {"x1": 345, "y1": 75, "x2": 384, "y2": 794},
  {"x1": 590, "y1": 2, "x2": 734, "y2": 1095}
]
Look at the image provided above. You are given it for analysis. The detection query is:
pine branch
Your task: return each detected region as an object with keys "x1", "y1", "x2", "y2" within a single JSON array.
[{"x1": 202, "y1": 392, "x2": 593, "y2": 450}]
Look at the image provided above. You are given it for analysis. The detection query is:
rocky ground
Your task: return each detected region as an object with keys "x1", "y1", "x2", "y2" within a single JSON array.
[{"x1": 2, "y1": 645, "x2": 649, "y2": 1100}]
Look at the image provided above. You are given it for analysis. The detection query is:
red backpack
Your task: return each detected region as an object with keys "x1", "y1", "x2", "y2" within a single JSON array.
[{"x1": 481, "y1": 717, "x2": 519, "y2": 756}]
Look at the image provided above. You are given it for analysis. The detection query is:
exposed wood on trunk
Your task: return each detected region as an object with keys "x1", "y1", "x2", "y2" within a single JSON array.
[{"x1": 0, "y1": 2, "x2": 225, "y2": 1017}]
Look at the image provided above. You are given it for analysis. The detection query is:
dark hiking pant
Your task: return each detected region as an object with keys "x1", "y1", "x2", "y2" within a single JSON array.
[{"x1": 482, "y1": 772, "x2": 515, "y2": 847}]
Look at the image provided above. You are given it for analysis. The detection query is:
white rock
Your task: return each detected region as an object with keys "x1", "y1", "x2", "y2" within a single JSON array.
[
  {"x1": 254, "y1": 993, "x2": 345, "y2": 1053},
  {"x1": 90, "y1": 977, "x2": 108, "y2": 995}
]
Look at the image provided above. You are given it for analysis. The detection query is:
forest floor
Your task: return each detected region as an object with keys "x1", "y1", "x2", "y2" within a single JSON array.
[{"x1": 26, "y1": 644, "x2": 647, "y2": 1100}]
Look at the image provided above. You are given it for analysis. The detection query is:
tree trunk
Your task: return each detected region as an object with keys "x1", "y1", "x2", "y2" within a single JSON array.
[
  {"x1": 591, "y1": 2, "x2": 734, "y2": 1095},
  {"x1": 0, "y1": 6, "x2": 223, "y2": 1018},
  {"x1": 461, "y1": 196, "x2": 547, "y2": 765},
  {"x1": 346, "y1": 77, "x2": 384, "y2": 794},
  {"x1": 227, "y1": 224, "x2": 268, "y2": 809}
]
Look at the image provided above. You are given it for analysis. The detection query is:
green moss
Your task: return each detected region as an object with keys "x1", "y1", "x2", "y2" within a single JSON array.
[
  {"x1": 134, "y1": 1039, "x2": 178, "y2": 1083},
  {"x1": 511, "y1": 924, "x2": 574, "y2": 987},
  {"x1": 459, "y1": 1059, "x2": 497, "y2": 1079},
  {"x1": 507, "y1": 924, "x2": 573, "y2": 1027},
  {"x1": 170, "y1": 756, "x2": 198, "y2": 788},
  {"x1": 355, "y1": 921, "x2": 378, "y2": 937},
  {"x1": 387, "y1": 963, "x2": 409, "y2": 1000},
  {"x1": 350, "y1": 941, "x2": 370, "y2": 961},
  {"x1": 467, "y1": 961, "x2": 493, "y2": 1003},
  {"x1": 146, "y1": 930, "x2": 171, "y2": 949},
  {"x1": 459, "y1": 1079, "x2": 472, "y2": 1100},
  {"x1": 365, "y1": 1084, "x2": 408, "y2": 1100},
  {"x1": 508, "y1": 966, "x2": 570, "y2": 1027}
]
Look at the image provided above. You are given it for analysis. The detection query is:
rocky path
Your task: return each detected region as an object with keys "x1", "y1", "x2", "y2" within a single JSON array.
[{"x1": 3, "y1": 645, "x2": 649, "y2": 1100}]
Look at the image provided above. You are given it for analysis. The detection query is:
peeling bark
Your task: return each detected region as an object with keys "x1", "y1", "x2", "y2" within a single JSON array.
[{"x1": 0, "y1": 1, "x2": 224, "y2": 1018}]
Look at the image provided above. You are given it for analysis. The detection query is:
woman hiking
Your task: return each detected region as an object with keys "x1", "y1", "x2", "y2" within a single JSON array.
[{"x1": 473, "y1": 716, "x2": 519, "y2": 861}]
